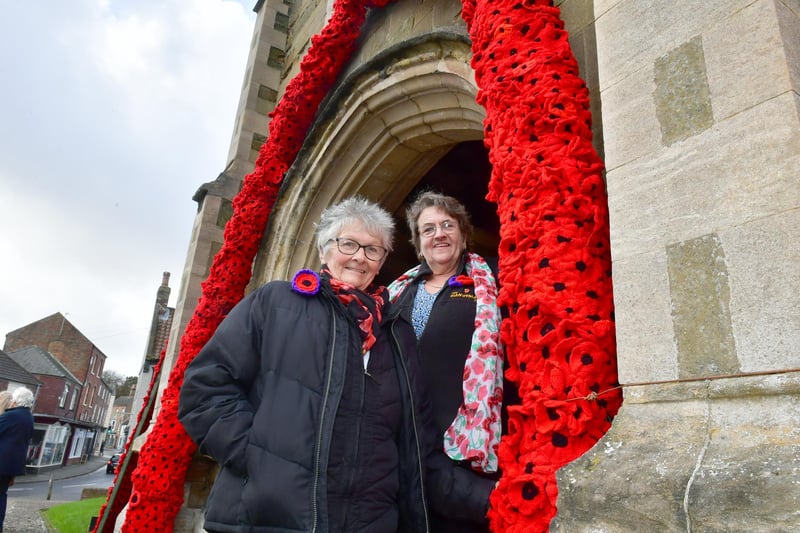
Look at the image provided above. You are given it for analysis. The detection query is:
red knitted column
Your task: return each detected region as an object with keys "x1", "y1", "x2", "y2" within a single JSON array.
[{"x1": 461, "y1": 1, "x2": 622, "y2": 531}]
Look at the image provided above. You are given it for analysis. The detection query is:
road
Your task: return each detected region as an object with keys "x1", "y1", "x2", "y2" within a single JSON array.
[{"x1": 8, "y1": 465, "x2": 114, "y2": 502}]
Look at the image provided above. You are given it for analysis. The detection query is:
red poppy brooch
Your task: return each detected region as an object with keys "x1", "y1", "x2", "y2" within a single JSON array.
[
  {"x1": 292, "y1": 269, "x2": 321, "y2": 295},
  {"x1": 448, "y1": 275, "x2": 474, "y2": 287}
]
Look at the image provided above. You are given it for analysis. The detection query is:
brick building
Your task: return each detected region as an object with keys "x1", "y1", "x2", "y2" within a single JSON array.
[
  {"x1": 4, "y1": 313, "x2": 112, "y2": 467},
  {"x1": 6, "y1": 346, "x2": 85, "y2": 469}
]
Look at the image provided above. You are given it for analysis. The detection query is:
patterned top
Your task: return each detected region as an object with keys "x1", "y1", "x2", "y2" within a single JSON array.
[{"x1": 410, "y1": 282, "x2": 439, "y2": 338}]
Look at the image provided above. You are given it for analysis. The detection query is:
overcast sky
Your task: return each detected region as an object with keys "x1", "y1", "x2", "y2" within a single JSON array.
[{"x1": 0, "y1": 1, "x2": 256, "y2": 377}]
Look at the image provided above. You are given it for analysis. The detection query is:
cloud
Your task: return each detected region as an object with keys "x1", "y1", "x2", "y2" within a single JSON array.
[{"x1": 0, "y1": 0, "x2": 255, "y2": 377}]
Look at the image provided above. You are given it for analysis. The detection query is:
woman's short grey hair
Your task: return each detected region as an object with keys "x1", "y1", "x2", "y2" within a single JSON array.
[
  {"x1": 316, "y1": 197, "x2": 395, "y2": 257},
  {"x1": 12, "y1": 387, "x2": 34, "y2": 409}
]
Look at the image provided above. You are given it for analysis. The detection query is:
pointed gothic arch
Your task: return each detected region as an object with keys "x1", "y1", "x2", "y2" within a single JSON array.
[{"x1": 252, "y1": 37, "x2": 490, "y2": 286}]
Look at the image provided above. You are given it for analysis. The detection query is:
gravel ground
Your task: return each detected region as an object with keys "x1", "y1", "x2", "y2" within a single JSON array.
[{"x1": 4, "y1": 498, "x2": 65, "y2": 533}]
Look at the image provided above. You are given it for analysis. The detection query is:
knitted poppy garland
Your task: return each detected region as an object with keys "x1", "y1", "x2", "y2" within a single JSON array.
[
  {"x1": 461, "y1": 0, "x2": 622, "y2": 531},
  {"x1": 106, "y1": 0, "x2": 621, "y2": 531}
]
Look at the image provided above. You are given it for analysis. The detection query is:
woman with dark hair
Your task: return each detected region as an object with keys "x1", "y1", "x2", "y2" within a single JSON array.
[
  {"x1": 389, "y1": 191, "x2": 505, "y2": 532},
  {"x1": 180, "y1": 196, "x2": 444, "y2": 532}
]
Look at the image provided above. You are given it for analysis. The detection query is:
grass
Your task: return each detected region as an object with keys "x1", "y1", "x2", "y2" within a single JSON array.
[{"x1": 42, "y1": 497, "x2": 105, "y2": 533}]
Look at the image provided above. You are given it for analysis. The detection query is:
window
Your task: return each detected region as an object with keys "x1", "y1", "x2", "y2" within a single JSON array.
[
  {"x1": 267, "y1": 46, "x2": 285, "y2": 69},
  {"x1": 274, "y1": 12, "x2": 289, "y2": 33},
  {"x1": 69, "y1": 389, "x2": 77, "y2": 410},
  {"x1": 256, "y1": 84, "x2": 278, "y2": 115},
  {"x1": 90, "y1": 355, "x2": 96, "y2": 375},
  {"x1": 59, "y1": 383, "x2": 68, "y2": 408},
  {"x1": 250, "y1": 133, "x2": 267, "y2": 162},
  {"x1": 251, "y1": 133, "x2": 267, "y2": 151}
]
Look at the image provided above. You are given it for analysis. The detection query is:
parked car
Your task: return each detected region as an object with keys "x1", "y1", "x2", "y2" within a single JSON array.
[{"x1": 106, "y1": 453, "x2": 121, "y2": 474}]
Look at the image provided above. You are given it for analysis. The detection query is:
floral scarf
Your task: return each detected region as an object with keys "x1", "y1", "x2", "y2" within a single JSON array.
[{"x1": 388, "y1": 252, "x2": 504, "y2": 472}]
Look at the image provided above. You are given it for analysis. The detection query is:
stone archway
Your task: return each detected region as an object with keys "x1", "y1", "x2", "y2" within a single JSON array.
[{"x1": 252, "y1": 37, "x2": 488, "y2": 285}]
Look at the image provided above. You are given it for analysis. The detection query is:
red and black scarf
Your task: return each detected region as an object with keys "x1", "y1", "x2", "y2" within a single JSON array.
[{"x1": 321, "y1": 266, "x2": 388, "y2": 355}]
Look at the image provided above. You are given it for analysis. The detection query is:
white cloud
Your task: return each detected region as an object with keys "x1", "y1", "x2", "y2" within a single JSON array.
[{"x1": 0, "y1": 0, "x2": 255, "y2": 377}]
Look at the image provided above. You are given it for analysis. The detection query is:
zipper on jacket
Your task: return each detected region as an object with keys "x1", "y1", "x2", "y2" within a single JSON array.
[
  {"x1": 344, "y1": 361, "x2": 367, "y2": 515},
  {"x1": 312, "y1": 310, "x2": 338, "y2": 533},
  {"x1": 390, "y1": 320, "x2": 431, "y2": 532}
]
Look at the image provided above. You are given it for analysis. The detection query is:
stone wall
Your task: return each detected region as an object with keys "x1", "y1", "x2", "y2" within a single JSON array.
[{"x1": 554, "y1": 0, "x2": 800, "y2": 530}]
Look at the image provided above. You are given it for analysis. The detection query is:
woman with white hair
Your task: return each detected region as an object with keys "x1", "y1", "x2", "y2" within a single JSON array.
[
  {"x1": 180, "y1": 197, "x2": 445, "y2": 532},
  {"x1": 0, "y1": 387, "x2": 35, "y2": 533}
]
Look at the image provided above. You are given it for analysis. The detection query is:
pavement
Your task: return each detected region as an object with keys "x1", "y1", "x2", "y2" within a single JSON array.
[{"x1": 5, "y1": 454, "x2": 111, "y2": 533}]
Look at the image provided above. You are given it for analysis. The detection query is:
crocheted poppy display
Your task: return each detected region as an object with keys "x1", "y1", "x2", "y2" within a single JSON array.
[
  {"x1": 461, "y1": 1, "x2": 622, "y2": 531},
  {"x1": 92, "y1": 353, "x2": 165, "y2": 532},
  {"x1": 109, "y1": 0, "x2": 620, "y2": 532}
]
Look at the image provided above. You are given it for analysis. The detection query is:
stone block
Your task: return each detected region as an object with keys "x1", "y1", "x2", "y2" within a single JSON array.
[
  {"x1": 777, "y1": 0, "x2": 800, "y2": 92},
  {"x1": 557, "y1": 0, "x2": 597, "y2": 34},
  {"x1": 554, "y1": 379, "x2": 800, "y2": 531},
  {"x1": 720, "y1": 209, "x2": 800, "y2": 372},
  {"x1": 349, "y1": 0, "x2": 466, "y2": 74},
  {"x1": 666, "y1": 233, "x2": 739, "y2": 378},
  {"x1": 653, "y1": 36, "x2": 713, "y2": 146},
  {"x1": 610, "y1": 249, "x2": 677, "y2": 384},
  {"x1": 594, "y1": 0, "x2": 752, "y2": 90},
  {"x1": 704, "y1": 0, "x2": 794, "y2": 121},
  {"x1": 81, "y1": 487, "x2": 110, "y2": 500},
  {"x1": 607, "y1": 93, "x2": 800, "y2": 260},
  {"x1": 598, "y1": 62, "x2": 662, "y2": 170},
  {"x1": 553, "y1": 395, "x2": 710, "y2": 531}
]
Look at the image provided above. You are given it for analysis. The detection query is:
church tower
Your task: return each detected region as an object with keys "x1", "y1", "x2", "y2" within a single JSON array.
[{"x1": 122, "y1": 1, "x2": 800, "y2": 531}]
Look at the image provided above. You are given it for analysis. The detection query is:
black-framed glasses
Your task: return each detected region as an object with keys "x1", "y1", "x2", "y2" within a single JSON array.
[
  {"x1": 420, "y1": 220, "x2": 458, "y2": 238},
  {"x1": 332, "y1": 237, "x2": 388, "y2": 261}
]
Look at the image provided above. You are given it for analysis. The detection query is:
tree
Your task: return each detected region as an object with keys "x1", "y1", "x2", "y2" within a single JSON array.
[
  {"x1": 120, "y1": 376, "x2": 138, "y2": 397},
  {"x1": 103, "y1": 370, "x2": 125, "y2": 393},
  {"x1": 103, "y1": 370, "x2": 138, "y2": 396}
]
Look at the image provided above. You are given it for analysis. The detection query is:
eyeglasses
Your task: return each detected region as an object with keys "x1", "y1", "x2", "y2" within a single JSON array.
[
  {"x1": 419, "y1": 220, "x2": 458, "y2": 238},
  {"x1": 332, "y1": 237, "x2": 388, "y2": 261}
]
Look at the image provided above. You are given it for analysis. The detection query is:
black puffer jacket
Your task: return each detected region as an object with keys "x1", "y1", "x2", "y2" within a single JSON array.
[{"x1": 178, "y1": 279, "x2": 431, "y2": 533}]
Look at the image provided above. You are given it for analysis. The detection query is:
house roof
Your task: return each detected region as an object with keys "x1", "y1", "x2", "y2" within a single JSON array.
[
  {"x1": 0, "y1": 349, "x2": 41, "y2": 387},
  {"x1": 7, "y1": 346, "x2": 82, "y2": 386},
  {"x1": 114, "y1": 395, "x2": 134, "y2": 409}
]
